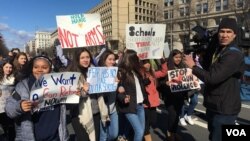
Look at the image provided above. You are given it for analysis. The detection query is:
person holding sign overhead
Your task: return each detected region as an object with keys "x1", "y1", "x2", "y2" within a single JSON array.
[
  {"x1": 0, "y1": 60, "x2": 15, "y2": 141},
  {"x1": 66, "y1": 48, "x2": 109, "y2": 141},
  {"x1": 97, "y1": 49, "x2": 119, "y2": 141},
  {"x1": 162, "y1": 49, "x2": 188, "y2": 141},
  {"x1": 117, "y1": 49, "x2": 149, "y2": 141},
  {"x1": 5, "y1": 55, "x2": 69, "y2": 141}
]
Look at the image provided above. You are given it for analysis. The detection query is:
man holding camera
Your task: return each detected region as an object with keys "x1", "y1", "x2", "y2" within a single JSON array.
[{"x1": 184, "y1": 18, "x2": 245, "y2": 141}]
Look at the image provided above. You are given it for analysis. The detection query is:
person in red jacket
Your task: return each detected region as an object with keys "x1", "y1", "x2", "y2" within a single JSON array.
[{"x1": 141, "y1": 58, "x2": 167, "y2": 141}]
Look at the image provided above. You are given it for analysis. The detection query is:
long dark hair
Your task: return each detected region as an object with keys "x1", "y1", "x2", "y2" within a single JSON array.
[
  {"x1": 167, "y1": 49, "x2": 186, "y2": 70},
  {"x1": 0, "y1": 60, "x2": 15, "y2": 83},
  {"x1": 118, "y1": 49, "x2": 143, "y2": 83},
  {"x1": 98, "y1": 49, "x2": 115, "y2": 66},
  {"x1": 13, "y1": 52, "x2": 28, "y2": 71},
  {"x1": 67, "y1": 48, "x2": 95, "y2": 78}
]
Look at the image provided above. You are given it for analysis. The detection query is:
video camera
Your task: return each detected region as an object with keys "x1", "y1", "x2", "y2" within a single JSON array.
[
  {"x1": 183, "y1": 25, "x2": 214, "y2": 54},
  {"x1": 238, "y1": 26, "x2": 250, "y2": 48}
]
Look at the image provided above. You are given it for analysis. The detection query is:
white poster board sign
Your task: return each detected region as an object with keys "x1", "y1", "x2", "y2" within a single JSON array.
[
  {"x1": 126, "y1": 24, "x2": 166, "y2": 59},
  {"x1": 87, "y1": 67, "x2": 118, "y2": 94},
  {"x1": 30, "y1": 72, "x2": 81, "y2": 111},
  {"x1": 56, "y1": 13, "x2": 105, "y2": 48},
  {"x1": 168, "y1": 68, "x2": 200, "y2": 92}
]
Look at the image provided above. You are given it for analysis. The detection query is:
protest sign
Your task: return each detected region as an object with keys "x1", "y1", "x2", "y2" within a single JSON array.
[
  {"x1": 56, "y1": 13, "x2": 105, "y2": 48},
  {"x1": 30, "y1": 72, "x2": 81, "y2": 111},
  {"x1": 168, "y1": 68, "x2": 200, "y2": 92},
  {"x1": 87, "y1": 67, "x2": 118, "y2": 94},
  {"x1": 126, "y1": 24, "x2": 166, "y2": 59}
]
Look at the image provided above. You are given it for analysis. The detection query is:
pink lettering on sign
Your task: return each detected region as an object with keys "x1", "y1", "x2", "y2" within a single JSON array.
[
  {"x1": 138, "y1": 52, "x2": 148, "y2": 59},
  {"x1": 58, "y1": 27, "x2": 79, "y2": 48},
  {"x1": 136, "y1": 42, "x2": 150, "y2": 47},
  {"x1": 85, "y1": 25, "x2": 105, "y2": 46}
]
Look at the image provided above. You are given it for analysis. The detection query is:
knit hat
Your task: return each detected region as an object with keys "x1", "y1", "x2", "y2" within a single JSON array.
[{"x1": 218, "y1": 18, "x2": 238, "y2": 34}]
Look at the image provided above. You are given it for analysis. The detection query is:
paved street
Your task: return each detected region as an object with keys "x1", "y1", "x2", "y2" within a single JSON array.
[{"x1": 67, "y1": 95, "x2": 250, "y2": 141}]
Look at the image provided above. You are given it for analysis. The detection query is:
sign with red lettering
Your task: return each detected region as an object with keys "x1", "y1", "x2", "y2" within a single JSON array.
[
  {"x1": 168, "y1": 68, "x2": 200, "y2": 92},
  {"x1": 56, "y1": 13, "x2": 105, "y2": 48},
  {"x1": 30, "y1": 72, "x2": 81, "y2": 111},
  {"x1": 126, "y1": 24, "x2": 166, "y2": 59}
]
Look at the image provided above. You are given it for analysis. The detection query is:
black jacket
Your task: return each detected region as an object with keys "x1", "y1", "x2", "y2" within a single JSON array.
[
  {"x1": 117, "y1": 71, "x2": 149, "y2": 114},
  {"x1": 193, "y1": 43, "x2": 245, "y2": 115}
]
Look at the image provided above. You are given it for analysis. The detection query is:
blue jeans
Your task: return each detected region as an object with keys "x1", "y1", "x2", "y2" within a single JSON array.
[
  {"x1": 180, "y1": 93, "x2": 198, "y2": 118},
  {"x1": 125, "y1": 104, "x2": 145, "y2": 141},
  {"x1": 206, "y1": 109, "x2": 237, "y2": 141},
  {"x1": 100, "y1": 111, "x2": 119, "y2": 141}
]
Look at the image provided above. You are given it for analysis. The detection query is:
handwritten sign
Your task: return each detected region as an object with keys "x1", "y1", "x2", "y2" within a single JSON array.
[
  {"x1": 126, "y1": 24, "x2": 166, "y2": 60},
  {"x1": 168, "y1": 68, "x2": 200, "y2": 92},
  {"x1": 56, "y1": 13, "x2": 105, "y2": 48},
  {"x1": 30, "y1": 72, "x2": 81, "y2": 111},
  {"x1": 87, "y1": 67, "x2": 118, "y2": 94},
  {"x1": 0, "y1": 85, "x2": 14, "y2": 113}
]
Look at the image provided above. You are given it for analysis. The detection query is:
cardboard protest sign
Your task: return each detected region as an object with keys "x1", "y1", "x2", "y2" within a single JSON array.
[
  {"x1": 87, "y1": 67, "x2": 118, "y2": 94},
  {"x1": 126, "y1": 24, "x2": 166, "y2": 60},
  {"x1": 30, "y1": 72, "x2": 81, "y2": 111},
  {"x1": 168, "y1": 68, "x2": 200, "y2": 92},
  {"x1": 56, "y1": 13, "x2": 105, "y2": 48}
]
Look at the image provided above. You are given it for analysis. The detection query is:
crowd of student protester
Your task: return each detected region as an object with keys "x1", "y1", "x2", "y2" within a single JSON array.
[{"x1": 0, "y1": 46, "x2": 201, "y2": 141}]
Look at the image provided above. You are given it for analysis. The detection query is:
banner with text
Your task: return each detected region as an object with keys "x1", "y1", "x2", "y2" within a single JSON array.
[
  {"x1": 87, "y1": 67, "x2": 118, "y2": 94},
  {"x1": 168, "y1": 68, "x2": 200, "y2": 92},
  {"x1": 30, "y1": 72, "x2": 81, "y2": 111},
  {"x1": 56, "y1": 13, "x2": 105, "y2": 48},
  {"x1": 126, "y1": 24, "x2": 166, "y2": 60}
]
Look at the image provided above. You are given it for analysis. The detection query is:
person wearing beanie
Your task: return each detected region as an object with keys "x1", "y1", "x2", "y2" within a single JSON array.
[{"x1": 184, "y1": 17, "x2": 245, "y2": 141}]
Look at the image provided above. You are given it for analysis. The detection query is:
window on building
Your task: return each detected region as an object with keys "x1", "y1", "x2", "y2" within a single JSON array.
[
  {"x1": 196, "y1": 4, "x2": 201, "y2": 14},
  {"x1": 170, "y1": 0, "x2": 173, "y2": 6},
  {"x1": 180, "y1": 22, "x2": 187, "y2": 30},
  {"x1": 223, "y1": 0, "x2": 228, "y2": 10},
  {"x1": 237, "y1": 0, "x2": 243, "y2": 8},
  {"x1": 179, "y1": 0, "x2": 189, "y2": 4},
  {"x1": 170, "y1": 10, "x2": 173, "y2": 18},
  {"x1": 215, "y1": 17, "x2": 221, "y2": 25},
  {"x1": 165, "y1": 0, "x2": 174, "y2": 7},
  {"x1": 180, "y1": 7, "x2": 184, "y2": 17},
  {"x1": 203, "y1": 3, "x2": 208, "y2": 13},
  {"x1": 180, "y1": 6, "x2": 189, "y2": 17},
  {"x1": 216, "y1": 0, "x2": 221, "y2": 11},
  {"x1": 164, "y1": 11, "x2": 169, "y2": 19},
  {"x1": 135, "y1": 7, "x2": 138, "y2": 12}
]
